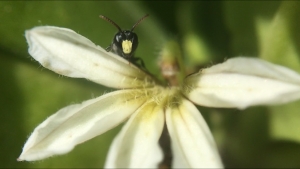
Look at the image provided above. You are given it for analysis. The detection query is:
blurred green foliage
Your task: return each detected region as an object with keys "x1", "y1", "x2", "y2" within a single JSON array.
[{"x1": 1, "y1": 1, "x2": 300, "y2": 168}]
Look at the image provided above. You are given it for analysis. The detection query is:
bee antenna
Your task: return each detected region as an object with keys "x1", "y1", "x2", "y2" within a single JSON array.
[
  {"x1": 99, "y1": 15, "x2": 122, "y2": 32},
  {"x1": 131, "y1": 14, "x2": 149, "y2": 31}
]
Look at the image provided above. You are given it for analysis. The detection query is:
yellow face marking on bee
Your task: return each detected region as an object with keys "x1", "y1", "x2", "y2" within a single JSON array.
[{"x1": 122, "y1": 40, "x2": 133, "y2": 54}]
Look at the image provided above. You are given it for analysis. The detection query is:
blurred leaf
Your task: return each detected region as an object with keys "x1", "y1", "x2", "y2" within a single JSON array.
[
  {"x1": 270, "y1": 102, "x2": 300, "y2": 142},
  {"x1": 224, "y1": 1, "x2": 280, "y2": 56},
  {"x1": 258, "y1": 1, "x2": 300, "y2": 143},
  {"x1": 259, "y1": 2, "x2": 300, "y2": 71},
  {"x1": 177, "y1": 1, "x2": 231, "y2": 69},
  {"x1": 0, "y1": 54, "x2": 29, "y2": 168}
]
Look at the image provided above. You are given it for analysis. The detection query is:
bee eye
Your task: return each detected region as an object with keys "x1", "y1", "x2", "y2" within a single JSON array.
[
  {"x1": 124, "y1": 30, "x2": 134, "y2": 39},
  {"x1": 115, "y1": 33, "x2": 125, "y2": 43}
]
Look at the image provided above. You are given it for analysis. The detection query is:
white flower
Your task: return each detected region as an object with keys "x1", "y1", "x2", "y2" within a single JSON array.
[{"x1": 18, "y1": 26, "x2": 300, "y2": 168}]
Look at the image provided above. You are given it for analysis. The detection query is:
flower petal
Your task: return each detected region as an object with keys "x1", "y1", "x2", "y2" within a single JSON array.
[
  {"x1": 105, "y1": 101, "x2": 164, "y2": 168},
  {"x1": 26, "y1": 26, "x2": 157, "y2": 89},
  {"x1": 18, "y1": 89, "x2": 149, "y2": 161},
  {"x1": 183, "y1": 57, "x2": 300, "y2": 109},
  {"x1": 166, "y1": 99, "x2": 223, "y2": 168}
]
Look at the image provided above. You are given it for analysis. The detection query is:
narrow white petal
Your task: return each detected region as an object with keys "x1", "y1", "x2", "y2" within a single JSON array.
[
  {"x1": 166, "y1": 99, "x2": 223, "y2": 168},
  {"x1": 26, "y1": 26, "x2": 156, "y2": 89},
  {"x1": 18, "y1": 89, "x2": 150, "y2": 161},
  {"x1": 183, "y1": 57, "x2": 300, "y2": 109},
  {"x1": 105, "y1": 101, "x2": 164, "y2": 168}
]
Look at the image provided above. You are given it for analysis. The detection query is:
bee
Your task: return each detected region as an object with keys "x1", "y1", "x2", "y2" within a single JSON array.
[{"x1": 99, "y1": 14, "x2": 149, "y2": 68}]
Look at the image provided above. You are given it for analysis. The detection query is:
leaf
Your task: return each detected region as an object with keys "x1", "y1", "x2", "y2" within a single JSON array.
[{"x1": 258, "y1": 1, "x2": 300, "y2": 143}]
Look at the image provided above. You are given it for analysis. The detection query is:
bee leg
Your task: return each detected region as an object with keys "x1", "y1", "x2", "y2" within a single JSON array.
[
  {"x1": 130, "y1": 57, "x2": 147, "y2": 71},
  {"x1": 105, "y1": 45, "x2": 112, "y2": 52}
]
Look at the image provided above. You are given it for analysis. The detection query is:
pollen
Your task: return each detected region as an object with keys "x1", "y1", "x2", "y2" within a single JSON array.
[{"x1": 122, "y1": 40, "x2": 132, "y2": 54}]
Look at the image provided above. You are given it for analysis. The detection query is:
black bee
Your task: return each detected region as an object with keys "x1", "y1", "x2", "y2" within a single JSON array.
[{"x1": 99, "y1": 14, "x2": 149, "y2": 68}]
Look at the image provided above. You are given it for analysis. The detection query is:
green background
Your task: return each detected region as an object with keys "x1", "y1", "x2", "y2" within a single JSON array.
[{"x1": 1, "y1": 1, "x2": 300, "y2": 168}]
